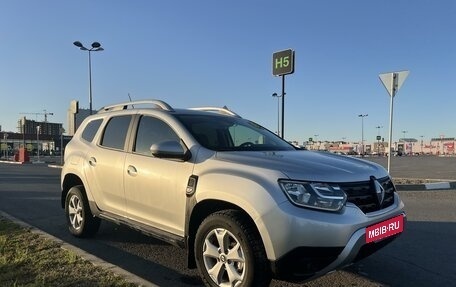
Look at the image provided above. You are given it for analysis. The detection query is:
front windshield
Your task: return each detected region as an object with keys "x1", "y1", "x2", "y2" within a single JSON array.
[{"x1": 175, "y1": 114, "x2": 295, "y2": 151}]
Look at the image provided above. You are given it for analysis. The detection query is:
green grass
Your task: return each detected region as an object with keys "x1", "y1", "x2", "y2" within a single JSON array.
[{"x1": 0, "y1": 217, "x2": 139, "y2": 287}]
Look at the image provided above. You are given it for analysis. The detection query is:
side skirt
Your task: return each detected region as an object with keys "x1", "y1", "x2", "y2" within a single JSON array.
[{"x1": 96, "y1": 211, "x2": 186, "y2": 248}]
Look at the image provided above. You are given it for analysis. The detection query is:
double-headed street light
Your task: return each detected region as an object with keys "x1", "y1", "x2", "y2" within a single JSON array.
[
  {"x1": 358, "y1": 114, "x2": 368, "y2": 157},
  {"x1": 73, "y1": 41, "x2": 104, "y2": 115}
]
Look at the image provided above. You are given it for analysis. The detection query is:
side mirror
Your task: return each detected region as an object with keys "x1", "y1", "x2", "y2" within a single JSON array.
[{"x1": 150, "y1": 140, "x2": 190, "y2": 160}]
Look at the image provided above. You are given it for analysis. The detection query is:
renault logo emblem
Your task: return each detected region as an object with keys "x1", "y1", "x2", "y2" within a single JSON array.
[{"x1": 374, "y1": 180, "x2": 385, "y2": 205}]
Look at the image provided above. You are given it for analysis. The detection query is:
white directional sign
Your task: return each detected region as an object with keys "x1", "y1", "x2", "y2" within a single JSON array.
[{"x1": 379, "y1": 70, "x2": 409, "y2": 97}]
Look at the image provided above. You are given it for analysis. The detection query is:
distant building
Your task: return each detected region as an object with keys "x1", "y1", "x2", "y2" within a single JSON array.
[
  {"x1": 428, "y1": 137, "x2": 455, "y2": 155},
  {"x1": 67, "y1": 100, "x2": 91, "y2": 136},
  {"x1": 394, "y1": 137, "x2": 455, "y2": 155},
  {"x1": 300, "y1": 137, "x2": 455, "y2": 156},
  {"x1": 17, "y1": 117, "x2": 63, "y2": 137},
  {"x1": 12, "y1": 117, "x2": 64, "y2": 154}
]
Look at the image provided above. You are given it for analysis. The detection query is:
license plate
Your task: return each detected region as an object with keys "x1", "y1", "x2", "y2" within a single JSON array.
[{"x1": 365, "y1": 215, "x2": 404, "y2": 243}]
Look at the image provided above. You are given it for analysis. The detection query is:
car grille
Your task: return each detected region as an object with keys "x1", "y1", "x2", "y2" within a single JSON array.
[{"x1": 340, "y1": 177, "x2": 395, "y2": 214}]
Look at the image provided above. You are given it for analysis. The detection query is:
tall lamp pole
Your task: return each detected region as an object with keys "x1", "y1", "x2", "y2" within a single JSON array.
[
  {"x1": 376, "y1": 125, "x2": 383, "y2": 155},
  {"x1": 358, "y1": 114, "x2": 368, "y2": 157},
  {"x1": 420, "y1": 135, "x2": 424, "y2": 154},
  {"x1": 272, "y1": 93, "x2": 282, "y2": 136},
  {"x1": 36, "y1": 126, "x2": 40, "y2": 162},
  {"x1": 402, "y1": 130, "x2": 408, "y2": 155},
  {"x1": 73, "y1": 41, "x2": 104, "y2": 115},
  {"x1": 2, "y1": 133, "x2": 7, "y2": 159},
  {"x1": 60, "y1": 127, "x2": 64, "y2": 165}
]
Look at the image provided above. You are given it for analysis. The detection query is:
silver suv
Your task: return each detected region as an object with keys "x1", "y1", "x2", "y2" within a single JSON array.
[{"x1": 61, "y1": 100, "x2": 405, "y2": 286}]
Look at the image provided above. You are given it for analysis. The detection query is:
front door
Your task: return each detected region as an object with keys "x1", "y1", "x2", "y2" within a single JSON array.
[{"x1": 124, "y1": 115, "x2": 192, "y2": 236}]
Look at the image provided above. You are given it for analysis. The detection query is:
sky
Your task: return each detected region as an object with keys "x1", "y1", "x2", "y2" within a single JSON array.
[{"x1": 0, "y1": 0, "x2": 454, "y2": 144}]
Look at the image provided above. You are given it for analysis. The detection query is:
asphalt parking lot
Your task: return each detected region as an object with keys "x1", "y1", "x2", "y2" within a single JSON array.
[
  {"x1": 0, "y1": 155, "x2": 455, "y2": 286},
  {"x1": 365, "y1": 155, "x2": 456, "y2": 180}
]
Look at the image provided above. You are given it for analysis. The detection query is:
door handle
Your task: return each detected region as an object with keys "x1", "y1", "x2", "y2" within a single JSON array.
[
  {"x1": 88, "y1": 157, "x2": 97, "y2": 167},
  {"x1": 127, "y1": 165, "x2": 137, "y2": 176}
]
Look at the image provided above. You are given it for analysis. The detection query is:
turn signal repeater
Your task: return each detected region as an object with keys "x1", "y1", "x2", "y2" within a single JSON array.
[{"x1": 186, "y1": 175, "x2": 198, "y2": 196}]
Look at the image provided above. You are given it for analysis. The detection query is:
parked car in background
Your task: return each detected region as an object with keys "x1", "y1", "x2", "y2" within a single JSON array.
[{"x1": 394, "y1": 151, "x2": 403, "y2": 156}]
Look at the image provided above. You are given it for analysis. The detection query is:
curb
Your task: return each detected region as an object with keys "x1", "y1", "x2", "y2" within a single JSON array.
[
  {"x1": 47, "y1": 164, "x2": 63, "y2": 169},
  {"x1": 0, "y1": 210, "x2": 158, "y2": 287},
  {"x1": 0, "y1": 160, "x2": 62, "y2": 167},
  {"x1": 395, "y1": 181, "x2": 456, "y2": 191},
  {"x1": 0, "y1": 160, "x2": 24, "y2": 165}
]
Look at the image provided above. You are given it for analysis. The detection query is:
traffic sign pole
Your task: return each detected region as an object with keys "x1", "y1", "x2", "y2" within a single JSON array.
[
  {"x1": 281, "y1": 75, "x2": 285, "y2": 139},
  {"x1": 387, "y1": 74, "x2": 396, "y2": 173},
  {"x1": 272, "y1": 49, "x2": 294, "y2": 139},
  {"x1": 379, "y1": 70, "x2": 409, "y2": 173}
]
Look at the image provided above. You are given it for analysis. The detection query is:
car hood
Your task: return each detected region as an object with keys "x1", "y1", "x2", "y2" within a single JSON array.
[{"x1": 214, "y1": 150, "x2": 388, "y2": 183}]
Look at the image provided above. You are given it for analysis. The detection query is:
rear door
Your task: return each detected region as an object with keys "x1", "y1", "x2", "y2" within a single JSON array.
[{"x1": 84, "y1": 115, "x2": 132, "y2": 216}]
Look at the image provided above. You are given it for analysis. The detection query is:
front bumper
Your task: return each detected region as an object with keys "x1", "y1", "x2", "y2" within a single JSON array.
[
  {"x1": 256, "y1": 193, "x2": 405, "y2": 281},
  {"x1": 270, "y1": 221, "x2": 404, "y2": 281}
]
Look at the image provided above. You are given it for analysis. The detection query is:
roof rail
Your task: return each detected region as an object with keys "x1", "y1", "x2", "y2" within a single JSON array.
[
  {"x1": 98, "y1": 99, "x2": 174, "y2": 113},
  {"x1": 189, "y1": 106, "x2": 241, "y2": 117}
]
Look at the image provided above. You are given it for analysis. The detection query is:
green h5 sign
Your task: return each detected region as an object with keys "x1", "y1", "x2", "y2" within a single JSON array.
[{"x1": 272, "y1": 49, "x2": 295, "y2": 76}]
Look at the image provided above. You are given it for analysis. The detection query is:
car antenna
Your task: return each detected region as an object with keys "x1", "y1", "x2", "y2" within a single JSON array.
[{"x1": 128, "y1": 93, "x2": 134, "y2": 108}]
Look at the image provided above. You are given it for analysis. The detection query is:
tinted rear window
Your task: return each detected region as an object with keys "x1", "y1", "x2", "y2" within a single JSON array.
[
  {"x1": 100, "y1": 116, "x2": 132, "y2": 150},
  {"x1": 81, "y1": 119, "x2": 102, "y2": 142}
]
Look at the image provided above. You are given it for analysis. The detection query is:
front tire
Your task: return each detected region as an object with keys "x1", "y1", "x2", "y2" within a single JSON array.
[
  {"x1": 195, "y1": 210, "x2": 271, "y2": 287},
  {"x1": 65, "y1": 185, "x2": 100, "y2": 238}
]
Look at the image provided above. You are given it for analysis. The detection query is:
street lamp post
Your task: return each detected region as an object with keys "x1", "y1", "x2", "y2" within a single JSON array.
[
  {"x1": 314, "y1": 134, "x2": 319, "y2": 150},
  {"x1": 22, "y1": 119, "x2": 25, "y2": 149},
  {"x1": 73, "y1": 41, "x2": 104, "y2": 115},
  {"x1": 36, "y1": 126, "x2": 40, "y2": 162},
  {"x1": 60, "y1": 127, "x2": 64, "y2": 165},
  {"x1": 272, "y1": 93, "x2": 282, "y2": 137},
  {"x1": 420, "y1": 135, "x2": 424, "y2": 154},
  {"x1": 402, "y1": 130, "x2": 408, "y2": 155},
  {"x1": 376, "y1": 125, "x2": 383, "y2": 156},
  {"x1": 2, "y1": 133, "x2": 7, "y2": 159},
  {"x1": 358, "y1": 114, "x2": 368, "y2": 157}
]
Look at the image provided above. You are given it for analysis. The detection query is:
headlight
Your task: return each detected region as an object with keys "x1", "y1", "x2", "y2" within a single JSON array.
[{"x1": 279, "y1": 180, "x2": 347, "y2": 212}]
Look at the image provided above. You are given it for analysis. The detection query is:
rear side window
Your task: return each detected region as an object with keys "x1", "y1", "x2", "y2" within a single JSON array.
[
  {"x1": 81, "y1": 119, "x2": 102, "y2": 142},
  {"x1": 100, "y1": 115, "x2": 132, "y2": 150}
]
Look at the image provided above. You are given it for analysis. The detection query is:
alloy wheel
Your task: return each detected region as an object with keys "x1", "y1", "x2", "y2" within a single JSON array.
[
  {"x1": 202, "y1": 228, "x2": 246, "y2": 287},
  {"x1": 68, "y1": 194, "x2": 83, "y2": 230}
]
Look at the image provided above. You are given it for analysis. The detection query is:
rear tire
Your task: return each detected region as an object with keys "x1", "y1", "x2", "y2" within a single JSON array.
[
  {"x1": 65, "y1": 185, "x2": 100, "y2": 238},
  {"x1": 195, "y1": 210, "x2": 271, "y2": 287}
]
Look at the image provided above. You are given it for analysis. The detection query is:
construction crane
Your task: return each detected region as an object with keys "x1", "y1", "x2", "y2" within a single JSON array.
[{"x1": 20, "y1": 110, "x2": 54, "y2": 122}]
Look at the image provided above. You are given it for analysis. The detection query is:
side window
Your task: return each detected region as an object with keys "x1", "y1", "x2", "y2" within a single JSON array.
[
  {"x1": 81, "y1": 119, "x2": 102, "y2": 142},
  {"x1": 100, "y1": 115, "x2": 132, "y2": 150},
  {"x1": 134, "y1": 116, "x2": 179, "y2": 155}
]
